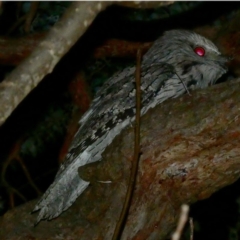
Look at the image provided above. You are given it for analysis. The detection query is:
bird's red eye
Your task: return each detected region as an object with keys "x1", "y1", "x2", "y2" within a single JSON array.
[{"x1": 194, "y1": 46, "x2": 205, "y2": 57}]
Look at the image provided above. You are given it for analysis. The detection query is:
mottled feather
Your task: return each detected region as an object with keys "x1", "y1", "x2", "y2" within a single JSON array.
[{"x1": 33, "y1": 30, "x2": 228, "y2": 223}]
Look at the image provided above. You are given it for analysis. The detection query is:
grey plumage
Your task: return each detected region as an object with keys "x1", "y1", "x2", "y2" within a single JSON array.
[{"x1": 33, "y1": 29, "x2": 228, "y2": 223}]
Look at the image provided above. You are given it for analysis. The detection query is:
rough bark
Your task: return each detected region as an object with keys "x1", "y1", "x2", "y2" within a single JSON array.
[{"x1": 1, "y1": 79, "x2": 240, "y2": 239}]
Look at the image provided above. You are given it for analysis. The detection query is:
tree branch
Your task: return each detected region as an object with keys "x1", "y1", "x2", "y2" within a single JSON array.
[
  {"x1": 0, "y1": 1, "x2": 112, "y2": 126},
  {"x1": 1, "y1": 79, "x2": 240, "y2": 239},
  {"x1": 0, "y1": 35, "x2": 153, "y2": 66}
]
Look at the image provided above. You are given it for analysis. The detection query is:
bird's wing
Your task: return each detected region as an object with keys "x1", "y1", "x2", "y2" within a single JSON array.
[{"x1": 33, "y1": 62, "x2": 178, "y2": 223}]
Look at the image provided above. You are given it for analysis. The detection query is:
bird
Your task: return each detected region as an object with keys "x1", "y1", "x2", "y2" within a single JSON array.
[{"x1": 33, "y1": 29, "x2": 228, "y2": 223}]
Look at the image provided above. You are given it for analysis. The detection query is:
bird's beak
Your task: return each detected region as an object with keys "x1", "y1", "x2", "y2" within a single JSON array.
[{"x1": 217, "y1": 54, "x2": 232, "y2": 71}]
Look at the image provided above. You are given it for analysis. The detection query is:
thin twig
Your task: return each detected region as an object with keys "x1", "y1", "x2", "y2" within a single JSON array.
[
  {"x1": 16, "y1": 156, "x2": 42, "y2": 196},
  {"x1": 112, "y1": 49, "x2": 142, "y2": 240},
  {"x1": 24, "y1": 2, "x2": 39, "y2": 33},
  {"x1": 7, "y1": 13, "x2": 27, "y2": 35},
  {"x1": 1, "y1": 146, "x2": 28, "y2": 203},
  {"x1": 172, "y1": 204, "x2": 190, "y2": 240},
  {"x1": 7, "y1": 185, "x2": 27, "y2": 203},
  {"x1": 189, "y1": 217, "x2": 194, "y2": 240}
]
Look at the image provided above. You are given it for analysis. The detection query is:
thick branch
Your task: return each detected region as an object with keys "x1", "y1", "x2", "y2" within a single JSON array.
[
  {"x1": 1, "y1": 79, "x2": 240, "y2": 239},
  {"x1": 0, "y1": 35, "x2": 152, "y2": 65},
  {"x1": 0, "y1": 2, "x2": 112, "y2": 126}
]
